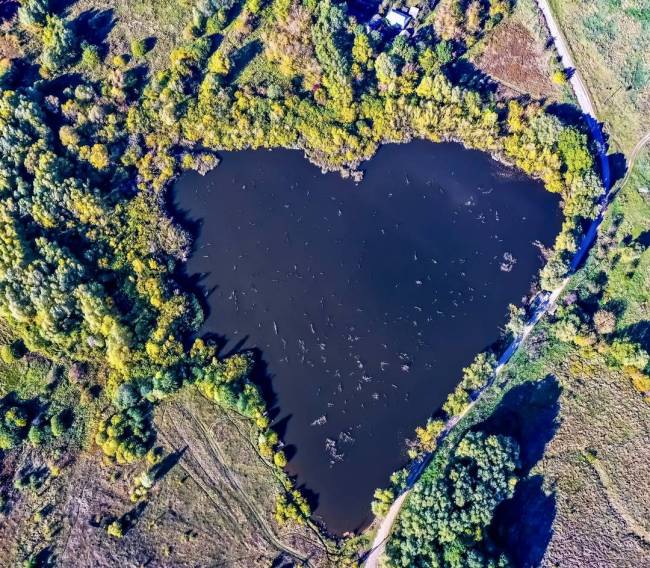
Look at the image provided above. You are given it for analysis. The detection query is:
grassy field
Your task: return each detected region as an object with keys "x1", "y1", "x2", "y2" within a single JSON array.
[
  {"x1": 66, "y1": 0, "x2": 192, "y2": 72},
  {"x1": 547, "y1": 0, "x2": 650, "y2": 154}
]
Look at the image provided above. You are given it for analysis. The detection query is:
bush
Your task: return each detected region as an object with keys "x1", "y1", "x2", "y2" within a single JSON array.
[
  {"x1": 81, "y1": 42, "x2": 101, "y2": 69},
  {"x1": 106, "y1": 519, "x2": 124, "y2": 538},
  {"x1": 28, "y1": 424, "x2": 49, "y2": 446},
  {"x1": 553, "y1": 318, "x2": 579, "y2": 343},
  {"x1": 608, "y1": 340, "x2": 649, "y2": 370},
  {"x1": 131, "y1": 39, "x2": 149, "y2": 59},
  {"x1": 112, "y1": 54, "x2": 129, "y2": 68},
  {"x1": 50, "y1": 412, "x2": 67, "y2": 437},
  {"x1": 273, "y1": 450, "x2": 287, "y2": 468},
  {"x1": 95, "y1": 405, "x2": 154, "y2": 464},
  {"x1": 0, "y1": 340, "x2": 25, "y2": 364},
  {"x1": 593, "y1": 309, "x2": 616, "y2": 335},
  {"x1": 0, "y1": 344, "x2": 17, "y2": 364},
  {"x1": 114, "y1": 383, "x2": 140, "y2": 410},
  {"x1": 274, "y1": 490, "x2": 310, "y2": 525},
  {"x1": 552, "y1": 69, "x2": 568, "y2": 85}
]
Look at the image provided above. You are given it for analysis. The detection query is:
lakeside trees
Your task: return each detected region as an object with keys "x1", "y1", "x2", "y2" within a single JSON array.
[{"x1": 387, "y1": 431, "x2": 520, "y2": 567}]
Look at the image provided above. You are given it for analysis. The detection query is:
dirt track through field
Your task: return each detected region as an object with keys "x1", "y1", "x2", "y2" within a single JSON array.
[
  {"x1": 160, "y1": 402, "x2": 314, "y2": 565},
  {"x1": 587, "y1": 456, "x2": 650, "y2": 545}
]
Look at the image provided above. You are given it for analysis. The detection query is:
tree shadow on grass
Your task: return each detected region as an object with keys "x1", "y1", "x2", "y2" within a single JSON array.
[
  {"x1": 447, "y1": 59, "x2": 501, "y2": 95},
  {"x1": 227, "y1": 39, "x2": 263, "y2": 83},
  {"x1": 492, "y1": 474, "x2": 556, "y2": 567},
  {"x1": 154, "y1": 447, "x2": 186, "y2": 482},
  {"x1": 635, "y1": 230, "x2": 650, "y2": 249},
  {"x1": 72, "y1": 8, "x2": 116, "y2": 47},
  {"x1": 476, "y1": 375, "x2": 561, "y2": 566},
  {"x1": 616, "y1": 320, "x2": 650, "y2": 353},
  {"x1": 0, "y1": 1, "x2": 18, "y2": 21}
]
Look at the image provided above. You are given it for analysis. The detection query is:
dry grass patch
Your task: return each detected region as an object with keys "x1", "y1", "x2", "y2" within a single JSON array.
[
  {"x1": 536, "y1": 352, "x2": 650, "y2": 566},
  {"x1": 475, "y1": 19, "x2": 558, "y2": 99},
  {"x1": 472, "y1": 0, "x2": 566, "y2": 101}
]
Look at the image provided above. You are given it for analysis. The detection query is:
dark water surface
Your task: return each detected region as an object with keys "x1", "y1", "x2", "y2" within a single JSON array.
[{"x1": 173, "y1": 141, "x2": 561, "y2": 534}]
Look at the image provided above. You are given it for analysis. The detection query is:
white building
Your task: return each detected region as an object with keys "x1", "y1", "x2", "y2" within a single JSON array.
[{"x1": 385, "y1": 8, "x2": 411, "y2": 30}]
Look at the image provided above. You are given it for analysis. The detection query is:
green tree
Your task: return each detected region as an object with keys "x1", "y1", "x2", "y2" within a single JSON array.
[
  {"x1": 131, "y1": 38, "x2": 149, "y2": 59},
  {"x1": 50, "y1": 412, "x2": 67, "y2": 437},
  {"x1": 387, "y1": 431, "x2": 520, "y2": 566},
  {"x1": 40, "y1": 15, "x2": 78, "y2": 74}
]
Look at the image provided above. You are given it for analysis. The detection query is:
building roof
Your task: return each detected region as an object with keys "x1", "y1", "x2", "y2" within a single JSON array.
[
  {"x1": 385, "y1": 8, "x2": 411, "y2": 29},
  {"x1": 408, "y1": 6, "x2": 420, "y2": 18}
]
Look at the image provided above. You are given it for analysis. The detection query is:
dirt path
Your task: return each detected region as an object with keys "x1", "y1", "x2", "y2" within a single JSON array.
[
  {"x1": 587, "y1": 456, "x2": 650, "y2": 545},
  {"x1": 534, "y1": 0, "x2": 596, "y2": 117},
  {"x1": 161, "y1": 402, "x2": 315, "y2": 565}
]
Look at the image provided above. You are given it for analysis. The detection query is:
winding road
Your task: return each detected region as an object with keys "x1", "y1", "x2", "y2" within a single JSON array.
[{"x1": 363, "y1": 3, "x2": 622, "y2": 566}]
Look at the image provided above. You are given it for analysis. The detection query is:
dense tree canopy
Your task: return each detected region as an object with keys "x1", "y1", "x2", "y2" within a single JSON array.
[{"x1": 386, "y1": 431, "x2": 520, "y2": 567}]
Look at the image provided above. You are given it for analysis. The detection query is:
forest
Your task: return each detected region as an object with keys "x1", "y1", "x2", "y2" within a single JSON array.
[{"x1": 0, "y1": 0, "x2": 618, "y2": 565}]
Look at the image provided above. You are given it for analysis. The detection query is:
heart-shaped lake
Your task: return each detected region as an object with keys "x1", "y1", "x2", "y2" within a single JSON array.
[{"x1": 172, "y1": 139, "x2": 561, "y2": 534}]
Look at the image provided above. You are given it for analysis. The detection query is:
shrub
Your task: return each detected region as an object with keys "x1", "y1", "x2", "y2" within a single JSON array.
[
  {"x1": 50, "y1": 412, "x2": 67, "y2": 437},
  {"x1": 274, "y1": 490, "x2": 310, "y2": 525},
  {"x1": 28, "y1": 424, "x2": 49, "y2": 446},
  {"x1": 625, "y1": 366, "x2": 650, "y2": 395},
  {"x1": 273, "y1": 450, "x2": 287, "y2": 468},
  {"x1": 106, "y1": 519, "x2": 124, "y2": 538},
  {"x1": 81, "y1": 42, "x2": 101, "y2": 69},
  {"x1": 552, "y1": 69, "x2": 568, "y2": 85},
  {"x1": 608, "y1": 340, "x2": 649, "y2": 370},
  {"x1": 593, "y1": 309, "x2": 616, "y2": 335},
  {"x1": 95, "y1": 405, "x2": 154, "y2": 464},
  {"x1": 131, "y1": 39, "x2": 148, "y2": 59},
  {"x1": 112, "y1": 54, "x2": 129, "y2": 68},
  {"x1": 0, "y1": 344, "x2": 17, "y2": 364},
  {"x1": 1, "y1": 340, "x2": 24, "y2": 364},
  {"x1": 553, "y1": 318, "x2": 579, "y2": 343}
]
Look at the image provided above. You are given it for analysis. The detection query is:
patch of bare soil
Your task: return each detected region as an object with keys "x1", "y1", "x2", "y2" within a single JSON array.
[{"x1": 475, "y1": 21, "x2": 558, "y2": 100}]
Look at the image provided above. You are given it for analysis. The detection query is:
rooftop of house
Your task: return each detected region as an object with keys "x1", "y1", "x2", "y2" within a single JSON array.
[{"x1": 385, "y1": 8, "x2": 411, "y2": 29}]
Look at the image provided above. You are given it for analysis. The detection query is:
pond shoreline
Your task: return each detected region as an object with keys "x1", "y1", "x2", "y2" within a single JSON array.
[{"x1": 172, "y1": 140, "x2": 562, "y2": 533}]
